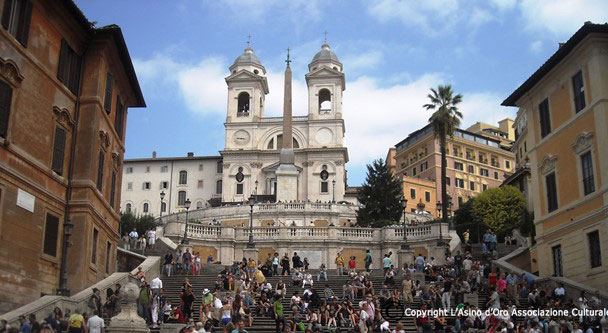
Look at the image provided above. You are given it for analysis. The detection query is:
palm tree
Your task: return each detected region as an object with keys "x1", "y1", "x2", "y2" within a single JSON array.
[{"x1": 423, "y1": 85, "x2": 463, "y2": 245}]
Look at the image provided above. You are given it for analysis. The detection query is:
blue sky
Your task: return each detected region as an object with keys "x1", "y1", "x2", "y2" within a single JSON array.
[{"x1": 76, "y1": 0, "x2": 607, "y2": 186}]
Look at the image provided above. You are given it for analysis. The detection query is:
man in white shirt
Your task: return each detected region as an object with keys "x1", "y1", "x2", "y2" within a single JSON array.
[
  {"x1": 128, "y1": 229, "x2": 138, "y2": 250},
  {"x1": 87, "y1": 310, "x2": 105, "y2": 333},
  {"x1": 147, "y1": 229, "x2": 156, "y2": 250},
  {"x1": 150, "y1": 277, "x2": 163, "y2": 296},
  {"x1": 554, "y1": 284, "x2": 566, "y2": 301}
]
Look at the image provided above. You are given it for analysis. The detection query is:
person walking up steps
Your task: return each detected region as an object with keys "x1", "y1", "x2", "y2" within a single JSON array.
[{"x1": 364, "y1": 250, "x2": 372, "y2": 273}]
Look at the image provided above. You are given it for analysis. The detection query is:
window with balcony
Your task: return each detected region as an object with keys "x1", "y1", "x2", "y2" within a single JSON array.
[{"x1": 480, "y1": 168, "x2": 489, "y2": 177}]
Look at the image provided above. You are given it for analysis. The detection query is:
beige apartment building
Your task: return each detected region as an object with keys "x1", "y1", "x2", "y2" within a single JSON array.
[
  {"x1": 502, "y1": 22, "x2": 608, "y2": 290},
  {"x1": 392, "y1": 120, "x2": 515, "y2": 211}
]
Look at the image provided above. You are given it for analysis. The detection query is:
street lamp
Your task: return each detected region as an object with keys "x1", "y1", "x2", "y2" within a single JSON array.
[
  {"x1": 447, "y1": 195, "x2": 454, "y2": 229},
  {"x1": 247, "y1": 195, "x2": 255, "y2": 248},
  {"x1": 181, "y1": 198, "x2": 191, "y2": 245},
  {"x1": 160, "y1": 191, "x2": 165, "y2": 217},
  {"x1": 332, "y1": 179, "x2": 336, "y2": 203},
  {"x1": 400, "y1": 197, "x2": 410, "y2": 249},
  {"x1": 436, "y1": 201, "x2": 444, "y2": 246}
]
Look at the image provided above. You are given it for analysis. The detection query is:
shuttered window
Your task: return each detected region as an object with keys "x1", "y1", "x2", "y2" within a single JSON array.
[
  {"x1": 0, "y1": 80, "x2": 12, "y2": 138},
  {"x1": 114, "y1": 97, "x2": 124, "y2": 140},
  {"x1": 546, "y1": 172, "x2": 558, "y2": 212},
  {"x1": 57, "y1": 39, "x2": 82, "y2": 94},
  {"x1": 104, "y1": 73, "x2": 113, "y2": 114},
  {"x1": 539, "y1": 99, "x2": 551, "y2": 138},
  {"x1": 43, "y1": 213, "x2": 59, "y2": 257},
  {"x1": 51, "y1": 126, "x2": 66, "y2": 175},
  {"x1": 581, "y1": 151, "x2": 595, "y2": 195},
  {"x1": 1, "y1": 0, "x2": 33, "y2": 47},
  {"x1": 572, "y1": 71, "x2": 586, "y2": 113},
  {"x1": 109, "y1": 171, "x2": 116, "y2": 208},
  {"x1": 96, "y1": 150, "x2": 104, "y2": 192}
]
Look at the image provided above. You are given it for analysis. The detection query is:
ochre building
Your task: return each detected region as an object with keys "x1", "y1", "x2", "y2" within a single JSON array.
[
  {"x1": 0, "y1": 0, "x2": 144, "y2": 312},
  {"x1": 502, "y1": 22, "x2": 608, "y2": 290}
]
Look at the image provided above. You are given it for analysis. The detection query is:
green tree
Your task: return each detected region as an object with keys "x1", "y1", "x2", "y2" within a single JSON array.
[
  {"x1": 452, "y1": 199, "x2": 483, "y2": 242},
  {"x1": 471, "y1": 185, "x2": 526, "y2": 239},
  {"x1": 119, "y1": 212, "x2": 157, "y2": 236},
  {"x1": 356, "y1": 159, "x2": 403, "y2": 228},
  {"x1": 423, "y1": 85, "x2": 463, "y2": 234}
]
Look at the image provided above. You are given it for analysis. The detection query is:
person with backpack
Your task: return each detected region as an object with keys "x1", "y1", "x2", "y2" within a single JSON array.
[
  {"x1": 364, "y1": 250, "x2": 373, "y2": 273},
  {"x1": 88, "y1": 288, "x2": 102, "y2": 315}
]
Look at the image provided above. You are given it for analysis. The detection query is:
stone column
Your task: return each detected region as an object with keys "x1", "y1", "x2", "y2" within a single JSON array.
[{"x1": 107, "y1": 276, "x2": 150, "y2": 333}]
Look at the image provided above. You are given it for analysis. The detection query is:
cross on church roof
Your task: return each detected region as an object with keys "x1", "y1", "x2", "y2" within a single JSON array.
[
  {"x1": 323, "y1": 30, "x2": 328, "y2": 43},
  {"x1": 246, "y1": 34, "x2": 251, "y2": 47},
  {"x1": 286, "y1": 48, "x2": 291, "y2": 66}
]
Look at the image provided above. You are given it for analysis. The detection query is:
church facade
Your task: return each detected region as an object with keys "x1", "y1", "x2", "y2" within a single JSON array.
[{"x1": 121, "y1": 43, "x2": 351, "y2": 214}]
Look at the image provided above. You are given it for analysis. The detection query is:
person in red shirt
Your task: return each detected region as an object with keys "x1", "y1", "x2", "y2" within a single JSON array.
[{"x1": 348, "y1": 256, "x2": 356, "y2": 274}]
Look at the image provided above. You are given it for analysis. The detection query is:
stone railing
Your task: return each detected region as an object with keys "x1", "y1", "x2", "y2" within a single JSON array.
[
  {"x1": 173, "y1": 222, "x2": 449, "y2": 244},
  {"x1": 257, "y1": 202, "x2": 333, "y2": 211},
  {"x1": 3, "y1": 255, "x2": 161, "y2": 327}
]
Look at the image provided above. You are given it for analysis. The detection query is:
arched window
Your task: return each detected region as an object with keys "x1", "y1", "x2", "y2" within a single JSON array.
[
  {"x1": 179, "y1": 170, "x2": 187, "y2": 185},
  {"x1": 125, "y1": 203, "x2": 132, "y2": 213},
  {"x1": 178, "y1": 191, "x2": 186, "y2": 206},
  {"x1": 216, "y1": 180, "x2": 222, "y2": 194},
  {"x1": 196, "y1": 201, "x2": 203, "y2": 209},
  {"x1": 276, "y1": 134, "x2": 299, "y2": 149},
  {"x1": 237, "y1": 92, "x2": 250, "y2": 114},
  {"x1": 267, "y1": 138, "x2": 274, "y2": 149},
  {"x1": 161, "y1": 202, "x2": 166, "y2": 213},
  {"x1": 318, "y1": 88, "x2": 331, "y2": 114},
  {"x1": 143, "y1": 203, "x2": 149, "y2": 213}
]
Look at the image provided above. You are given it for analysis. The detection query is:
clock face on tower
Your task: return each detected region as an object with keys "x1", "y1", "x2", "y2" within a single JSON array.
[{"x1": 233, "y1": 130, "x2": 251, "y2": 146}]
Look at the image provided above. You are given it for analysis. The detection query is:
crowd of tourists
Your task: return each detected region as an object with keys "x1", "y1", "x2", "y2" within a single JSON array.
[{"x1": 3, "y1": 234, "x2": 607, "y2": 333}]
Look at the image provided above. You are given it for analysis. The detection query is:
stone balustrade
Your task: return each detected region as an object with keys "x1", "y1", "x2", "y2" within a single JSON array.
[{"x1": 169, "y1": 222, "x2": 448, "y2": 243}]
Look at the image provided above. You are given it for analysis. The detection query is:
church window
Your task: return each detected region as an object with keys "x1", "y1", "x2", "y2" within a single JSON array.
[
  {"x1": 217, "y1": 161, "x2": 223, "y2": 173},
  {"x1": 143, "y1": 203, "x2": 149, "y2": 213},
  {"x1": 253, "y1": 69, "x2": 259, "y2": 75},
  {"x1": 237, "y1": 92, "x2": 250, "y2": 115},
  {"x1": 275, "y1": 134, "x2": 299, "y2": 149},
  {"x1": 318, "y1": 88, "x2": 331, "y2": 114},
  {"x1": 236, "y1": 183, "x2": 244, "y2": 194},
  {"x1": 196, "y1": 201, "x2": 203, "y2": 209},
  {"x1": 267, "y1": 138, "x2": 274, "y2": 149},
  {"x1": 216, "y1": 180, "x2": 222, "y2": 194}
]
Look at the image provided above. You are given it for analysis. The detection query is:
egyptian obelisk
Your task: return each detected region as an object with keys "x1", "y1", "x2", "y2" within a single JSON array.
[{"x1": 275, "y1": 49, "x2": 299, "y2": 202}]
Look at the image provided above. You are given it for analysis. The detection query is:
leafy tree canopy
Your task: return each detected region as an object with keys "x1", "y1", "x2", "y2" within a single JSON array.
[
  {"x1": 356, "y1": 159, "x2": 403, "y2": 228},
  {"x1": 471, "y1": 185, "x2": 526, "y2": 239},
  {"x1": 120, "y1": 212, "x2": 158, "y2": 236}
]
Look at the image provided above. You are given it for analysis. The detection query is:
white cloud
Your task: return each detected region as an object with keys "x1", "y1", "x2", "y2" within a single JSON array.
[
  {"x1": 469, "y1": 7, "x2": 494, "y2": 28},
  {"x1": 342, "y1": 50, "x2": 384, "y2": 71},
  {"x1": 134, "y1": 53, "x2": 513, "y2": 168},
  {"x1": 529, "y1": 40, "x2": 543, "y2": 54},
  {"x1": 518, "y1": 0, "x2": 608, "y2": 36},
  {"x1": 214, "y1": 0, "x2": 324, "y2": 23},
  {"x1": 367, "y1": 0, "x2": 460, "y2": 34},
  {"x1": 489, "y1": 0, "x2": 516, "y2": 11}
]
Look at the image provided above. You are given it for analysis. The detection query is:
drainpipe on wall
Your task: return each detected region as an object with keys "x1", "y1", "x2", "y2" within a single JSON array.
[{"x1": 57, "y1": 33, "x2": 92, "y2": 297}]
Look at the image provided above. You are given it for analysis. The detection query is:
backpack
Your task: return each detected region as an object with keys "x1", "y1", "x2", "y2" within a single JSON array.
[{"x1": 87, "y1": 295, "x2": 96, "y2": 309}]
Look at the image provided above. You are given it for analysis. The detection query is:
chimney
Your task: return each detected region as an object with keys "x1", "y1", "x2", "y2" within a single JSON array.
[
  {"x1": 187, "y1": 152, "x2": 194, "y2": 157},
  {"x1": 152, "y1": 151, "x2": 157, "y2": 158}
]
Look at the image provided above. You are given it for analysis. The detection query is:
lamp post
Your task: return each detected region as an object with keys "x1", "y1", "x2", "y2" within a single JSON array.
[
  {"x1": 400, "y1": 197, "x2": 410, "y2": 249},
  {"x1": 247, "y1": 195, "x2": 255, "y2": 248},
  {"x1": 181, "y1": 198, "x2": 191, "y2": 245},
  {"x1": 160, "y1": 191, "x2": 165, "y2": 217},
  {"x1": 436, "y1": 201, "x2": 444, "y2": 246},
  {"x1": 447, "y1": 195, "x2": 453, "y2": 229},
  {"x1": 332, "y1": 179, "x2": 336, "y2": 203},
  {"x1": 57, "y1": 219, "x2": 74, "y2": 296}
]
